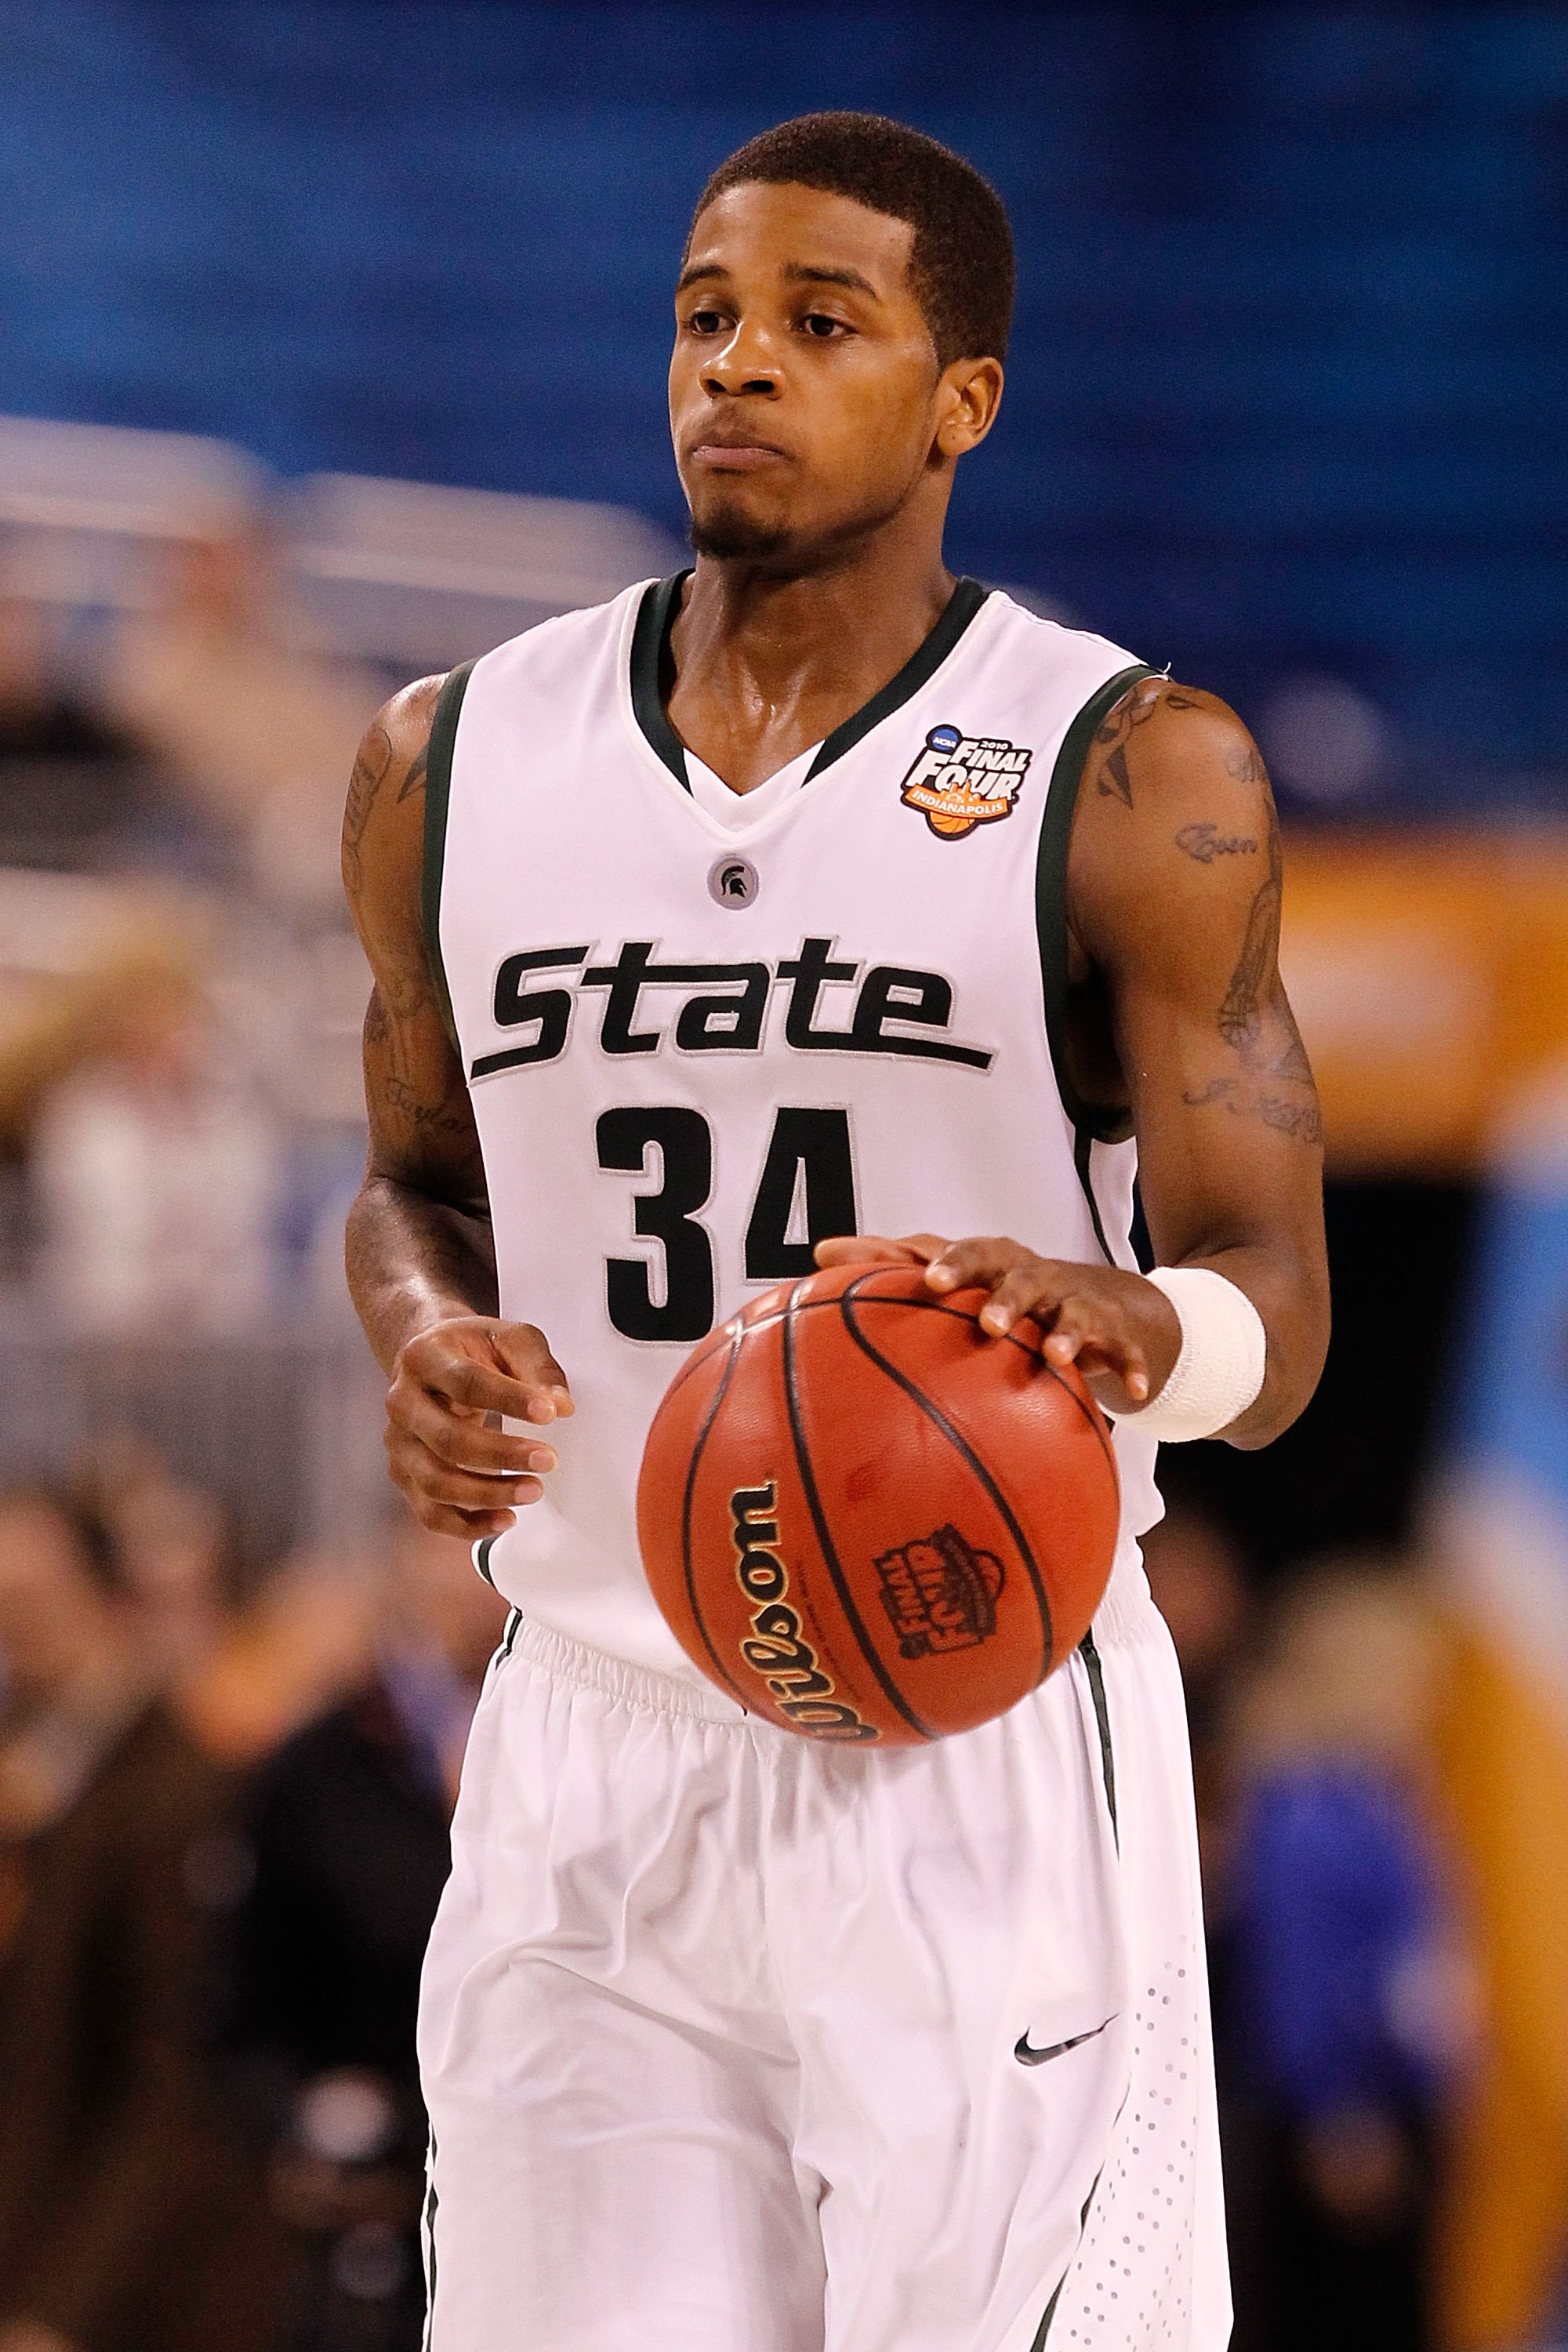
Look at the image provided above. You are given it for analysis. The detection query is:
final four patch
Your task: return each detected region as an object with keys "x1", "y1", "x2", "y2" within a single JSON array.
[{"x1": 898, "y1": 724, "x2": 1033, "y2": 839}]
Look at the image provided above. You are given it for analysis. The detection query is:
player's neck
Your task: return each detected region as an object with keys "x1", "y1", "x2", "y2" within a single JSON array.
[{"x1": 668, "y1": 516, "x2": 956, "y2": 797}]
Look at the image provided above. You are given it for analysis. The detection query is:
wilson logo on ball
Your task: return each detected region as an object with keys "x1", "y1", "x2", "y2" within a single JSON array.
[
  {"x1": 729, "y1": 1483, "x2": 879, "y2": 1744},
  {"x1": 875, "y1": 1525, "x2": 1004, "y2": 1658},
  {"x1": 637, "y1": 1264, "x2": 1120, "y2": 1747}
]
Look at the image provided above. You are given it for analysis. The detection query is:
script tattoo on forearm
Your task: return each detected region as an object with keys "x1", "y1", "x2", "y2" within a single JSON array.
[{"x1": 1182, "y1": 797, "x2": 1323, "y2": 1145}]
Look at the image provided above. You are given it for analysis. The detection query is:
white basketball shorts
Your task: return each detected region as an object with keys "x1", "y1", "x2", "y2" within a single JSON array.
[{"x1": 418, "y1": 1577, "x2": 1229, "y2": 2352}]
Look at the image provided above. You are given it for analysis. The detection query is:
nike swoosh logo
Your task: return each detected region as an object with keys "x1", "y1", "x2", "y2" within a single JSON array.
[{"x1": 1014, "y1": 2015, "x2": 1116, "y2": 2067}]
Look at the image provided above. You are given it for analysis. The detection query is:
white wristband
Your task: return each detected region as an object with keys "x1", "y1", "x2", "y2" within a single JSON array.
[{"x1": 1109, "y1": 1266, "x2": 1267, "y2": 1442}]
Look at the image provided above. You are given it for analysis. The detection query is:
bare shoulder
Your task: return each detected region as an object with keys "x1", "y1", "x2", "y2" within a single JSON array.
[
  {"x1": 342, "y1": 673, "x2": 446, "y2": 928},
  {"x1": 1069, "y1": 676, "x2": 1278, "y2": 971},
  {"x1": 1083, "y1": 676, "x2": 1265, "y2": 819}
]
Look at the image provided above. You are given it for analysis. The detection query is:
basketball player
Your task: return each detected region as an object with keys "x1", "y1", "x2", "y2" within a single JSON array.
[{"x1": 343, "y1": 114, "x2": 1327, "y2": 2352}]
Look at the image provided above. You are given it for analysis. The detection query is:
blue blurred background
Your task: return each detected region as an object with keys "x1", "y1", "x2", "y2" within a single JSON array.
[
  {"x1": 0, "y1": 12, "x2": 1565, "y2": 2352},
  {"x1": 2, "y1": 2, "x2": 1564, "y2": 816}
]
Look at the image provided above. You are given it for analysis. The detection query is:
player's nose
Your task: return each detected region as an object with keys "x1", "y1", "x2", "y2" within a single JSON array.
[{"x1": 701, "y1": 317, "x2": 782, "y2": 397}]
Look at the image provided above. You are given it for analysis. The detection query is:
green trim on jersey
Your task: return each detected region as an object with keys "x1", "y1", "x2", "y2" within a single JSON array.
[
  {"x1": 1029, "y1": 2272, "x2": 1065, "y2": 2351},
  {"x1": 630, "y1": 572, "x2": 991, "y2": 789},
  {"x1": 804, "y1": 575, "x2": 989, "y2": 779},
  {"x1": 630, "y1": 575, "x2": 689, "y2": 784},
  {"x1": 1029, "y1": 2165, "x2": 1107, "y2": 2349},
  {"x1": 1078, "y1": 1628, "x2": 1118, "y2": 1844},
  {"x1": 1035, "y1": 660, "x2": 1156, "y2": 1256},
  {"x1": 420, "y1": 2130, "x2": 439, "y2": 2352},
  {"x1": 423, "y1": 659, "x2": 477, "y2": 1054}
]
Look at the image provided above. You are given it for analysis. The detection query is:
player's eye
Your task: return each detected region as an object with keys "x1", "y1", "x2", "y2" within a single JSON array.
[
  {"x1": 687, "y1": 307, "x2": 725, "y2": 336},
  {"x1": 800, "y1": 311, "x2": 848, "y2": 339}
]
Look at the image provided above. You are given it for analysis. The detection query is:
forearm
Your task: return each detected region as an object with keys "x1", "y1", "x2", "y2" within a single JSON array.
[
  {"x1": 345, "y1": 1171, "x2": 498, "y2": 1375},
  {"x1": 1149, "y1": 1232, "x2": 1327, "y2": 1449}
]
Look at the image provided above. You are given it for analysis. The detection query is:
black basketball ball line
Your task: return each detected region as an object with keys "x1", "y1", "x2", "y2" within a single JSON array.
[
  {"x1": 657, "y1": 1317, "x2": 738, "y2": 1407},
  {"x1": 833, "y1": 1285, "x2": 1120, "y2": 1481},
  {"x1": 654, "y1": 1268, "x2": 1114, "y2": 1732},
  {"x1": 677, "y1": 1324, "x2": 754, "y2": 1709},
  {"x1": 678, "y1": 1277, "x2": 1118, "y2": 1483},
  {"x1": 782, "y1": 1278, "x2": 935, "y2": 1741},
  {"x1": 837, "y1": 1279, "x2": 1055, "y2": 1690},
  {"x1": 670, "y1": 1300, "x2": 904, "y2": 1734}
]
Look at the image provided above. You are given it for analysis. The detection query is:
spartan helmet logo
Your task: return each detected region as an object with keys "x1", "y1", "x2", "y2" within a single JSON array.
[{"x1": 707, "y1": 855, "x2": 760, "y2": 909}]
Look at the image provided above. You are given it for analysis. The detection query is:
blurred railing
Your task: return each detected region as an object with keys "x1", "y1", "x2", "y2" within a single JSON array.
[
  {"x1": 0, "y1": 1291, "x2": 390, "y2": 1579},
  {"x1": 0, "y1": 412, "x2": 683, "y2": 670}
]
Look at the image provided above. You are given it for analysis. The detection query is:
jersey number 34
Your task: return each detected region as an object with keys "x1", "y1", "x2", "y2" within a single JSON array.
[{"x1": 596, "y1": 1105, "x2": 857, "y2": 1344}]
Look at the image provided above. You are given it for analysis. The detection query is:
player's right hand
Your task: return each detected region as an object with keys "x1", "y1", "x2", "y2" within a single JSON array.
[{"x1": 385, "y1": 1314, "x2": 574, "y2": 1538}]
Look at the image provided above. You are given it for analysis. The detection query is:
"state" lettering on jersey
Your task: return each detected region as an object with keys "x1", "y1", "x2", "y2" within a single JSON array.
[{"x1": 469, "y1": 936, "x2": 996, "y2": 1080}]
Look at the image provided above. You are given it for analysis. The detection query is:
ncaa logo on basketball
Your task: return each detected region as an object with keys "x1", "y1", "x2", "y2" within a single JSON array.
[
  {"x1": 899, "y1": 724, "x2": 1033, "y2": 840},
  {"x1": 874, "y1": 1524, "x2": 1004, "y2": 1658}
]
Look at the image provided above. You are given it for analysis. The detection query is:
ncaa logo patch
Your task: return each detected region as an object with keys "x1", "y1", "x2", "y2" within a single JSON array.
[{"x1": 899, "y1": 723, "x2": 1033, "y2": 840}]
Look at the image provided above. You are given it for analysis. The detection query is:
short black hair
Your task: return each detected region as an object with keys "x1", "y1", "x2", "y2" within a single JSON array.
[{"x1": 691, "y1": 112, "x2": 1014, "y2": 369}]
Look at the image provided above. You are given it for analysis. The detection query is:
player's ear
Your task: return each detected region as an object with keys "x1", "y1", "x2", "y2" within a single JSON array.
[{"x1": 931, "y1": 356, "x2": 1004, "y2": 463}]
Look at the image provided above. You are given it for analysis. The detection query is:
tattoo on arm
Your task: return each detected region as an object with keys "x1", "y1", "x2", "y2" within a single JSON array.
[
  {"x1": 1091, "y1": 679, "x2": 1203, "y2": 809},
  {"x1": 397, "y1": 746, "x2": 428, "y2": 803},
  {"x1": 363, "y1": 989, "x2": 477, "y2": 1178},
  {"x1": 1223, "y1": 742, "x2": 1266, "y2": 784},
  {"x1": 385, "y1": 1075, "x2": 472, "y2": 1138},
  {"x1": 342, "y1": 725, "x2": 394, "y2": 892},
  {"x1": 1217, "y1": 807, "x2": 1283, "y2": 1052},
  {"x1": 1182, "y1": 797, "x2": 1322, "y2": 1145},
  {"x1": 1176, "y1": 822, "x2": 1258, "y2": 864},
  {"x1": 1183, "y1": 1074, "x2": 1322, "y2": 1142}
]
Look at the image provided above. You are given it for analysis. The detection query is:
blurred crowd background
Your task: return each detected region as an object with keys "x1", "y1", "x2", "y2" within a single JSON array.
[{"x1": 0, "y1": 6, "x2": 1563, "y2": 2350}]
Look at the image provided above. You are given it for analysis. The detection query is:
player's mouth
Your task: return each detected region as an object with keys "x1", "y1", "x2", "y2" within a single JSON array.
[{"x1": 687, "y1": 438, "x2": 788, "y2": 472}]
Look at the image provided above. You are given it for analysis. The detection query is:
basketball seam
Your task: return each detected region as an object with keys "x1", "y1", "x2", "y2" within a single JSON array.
[
  {"x1": 660, "y1": 1332, "x2": 733, "y2": 1407},
  {"x1": 782, "y1": 1277, "x2": 934, "y2": 1741},
  {"x1": 677, "y1": 1327, "x2": 752, "y2": 1708},
  {"x1": 838, "y1": 1272, "x2": 1056, "y2": 1686},
  {"x1": 717, "y1": 1290, "x2": 1116, "y2": 1480},
  {"x1": 841, "y1": 1290, "x2": 1120, "y2": 1479}
]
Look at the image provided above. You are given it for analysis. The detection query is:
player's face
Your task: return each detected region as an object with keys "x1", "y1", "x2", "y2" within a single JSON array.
[{"x1": 670, "y1": 182, "x2": 996, "y2": 568}]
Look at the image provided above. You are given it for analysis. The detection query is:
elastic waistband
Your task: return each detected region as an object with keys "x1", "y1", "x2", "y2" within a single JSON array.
[
  {"x1": 500, "y1": 1573, "x2": 1164, "y2": 1730},
  {"x1": 1091, "y1": 1567, "x2": 1164, "y2": 1651},
  {"x1": 502, "y1": 1609, "x2": 749, "y2": 1726}
]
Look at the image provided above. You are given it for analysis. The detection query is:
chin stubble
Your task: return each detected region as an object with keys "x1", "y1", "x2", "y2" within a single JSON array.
[
  {"x1": 686, "y1": 511, "x2": 792, "y2": 562},
  {"x1": 685, "y1": 467, "x2": 922, "y2": 572}
]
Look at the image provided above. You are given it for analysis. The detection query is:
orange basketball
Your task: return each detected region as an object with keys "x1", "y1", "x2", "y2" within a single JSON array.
[{"x1": 636, "y1": 1262, "x2": 1120, "y2": 1747}]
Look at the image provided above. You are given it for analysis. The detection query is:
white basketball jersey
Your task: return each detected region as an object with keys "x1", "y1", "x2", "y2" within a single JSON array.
[{"x1": 427, "y1": 577, "x2": 1160, "y2": 1682}]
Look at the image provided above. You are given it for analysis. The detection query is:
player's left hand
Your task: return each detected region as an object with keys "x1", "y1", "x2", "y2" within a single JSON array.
[{"x1": 814, "y1": 1232, "x2": 1181, "y2": 1417}]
